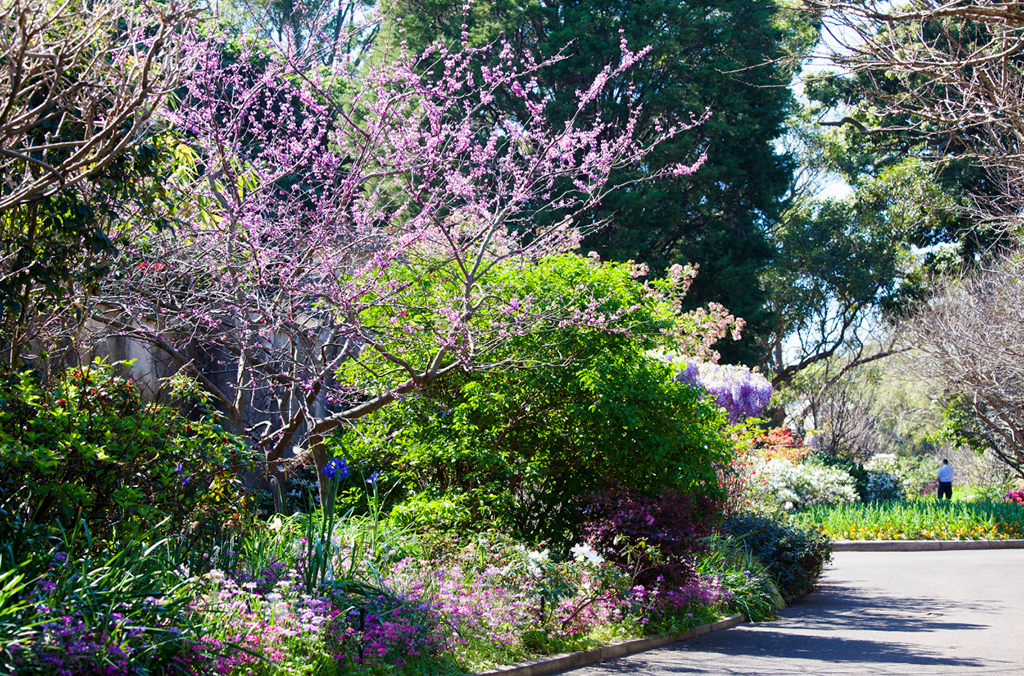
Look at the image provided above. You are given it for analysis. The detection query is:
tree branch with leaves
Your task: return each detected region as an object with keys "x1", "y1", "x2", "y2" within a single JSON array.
[{"x1": 93, "y1": 19, "x2": 718, "y2": 506}]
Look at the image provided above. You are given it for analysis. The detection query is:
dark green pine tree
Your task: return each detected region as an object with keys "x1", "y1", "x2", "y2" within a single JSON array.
[{"x1": 380, "y1": 0, "x2": 801, "y2": 365}]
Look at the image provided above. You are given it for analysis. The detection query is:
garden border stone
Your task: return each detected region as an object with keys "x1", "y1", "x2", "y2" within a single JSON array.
[
  {"x1": 472, "y1": 614, "x2": 747, "y2": 676},
  {"x1": 832, "y1": 539, "x2": 1024, "y2": 552}
]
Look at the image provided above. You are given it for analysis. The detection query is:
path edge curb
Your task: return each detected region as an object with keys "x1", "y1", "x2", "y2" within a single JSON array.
[
  {"x1": 832, "y1": 538, "x2": 1024, "y2": 552},
  {"x1": 472, "y1": 614, "x2": 747, "y2": 676}
]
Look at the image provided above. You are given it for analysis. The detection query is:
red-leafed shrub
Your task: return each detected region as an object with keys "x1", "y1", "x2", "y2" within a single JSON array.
[{"x1": 581, "y1": 484, "x2": 720, "y2": 587}]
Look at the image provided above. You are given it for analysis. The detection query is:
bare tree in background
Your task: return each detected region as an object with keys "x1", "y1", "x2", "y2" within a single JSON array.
[
  {"x1": 901, "y1": 254, "x2": 1024, "y2": 480},
  {"x1": 0, "y1": 0, "x2": 195, "y2": 364},
  {"x1": 0, "y1": 0, "x2": 195, "y2": 208},
  {"x1": 803, "y1": 0, "x2": 1024, "y2": 232},
  {"x1": 787, "y1": 342, "x2": 905, "y2": 460}
]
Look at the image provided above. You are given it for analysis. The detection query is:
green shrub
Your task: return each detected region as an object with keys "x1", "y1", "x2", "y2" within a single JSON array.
[
  {"x1": 896, "y1": 454, "x2": 941, "y2": 497},
  {"x1": 0, "y1": 361, "x2": 256, "y2": 541},
  {"x1": 336, "y1": 255, "x2": 732, "y2": 542},
  {"x1": 342, "y1": 349, "x2": 730, "y2": 542},
  {"x1": 697, "y1": 535, "x2": 784, "y2": 622},
  {"x1": 722, "y1": 512, "x2": 832, "y2": 604},
  {"x1": 954, "y1": 484, "x2": 1011, "y2": 503},
  {"x1": 812, "y1": 453, "x2": 869, "y2": 498}
]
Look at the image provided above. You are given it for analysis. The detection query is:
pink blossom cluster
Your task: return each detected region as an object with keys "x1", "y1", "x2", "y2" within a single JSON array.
[
  {"x1": 195, "y1": 569, "x2": 343, "y2": 671},
  {"x1": 99, "y1": 10, "x2": 711, "y2": 482},
  {"x1": 193, "y1": 558, "x2": 449, "y2": 673},
  {"x1": 624, "y1": 572, "x2": 732, "y2": 630},
  {"x1": 381, "y1": 538, "x2": 732, "y2": 664},
  {"x1": 385, "y1": 557, "x2": 547, "y2": 653}
]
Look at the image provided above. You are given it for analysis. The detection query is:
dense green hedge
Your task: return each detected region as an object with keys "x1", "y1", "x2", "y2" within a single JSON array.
[{"x1": 723, "y1": 513, "x2": 832, "y2": 603}]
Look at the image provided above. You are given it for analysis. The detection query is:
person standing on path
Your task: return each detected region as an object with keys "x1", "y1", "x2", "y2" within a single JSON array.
[{"x1": 937, "y1": 459, "x2": 954, "y2": 500}]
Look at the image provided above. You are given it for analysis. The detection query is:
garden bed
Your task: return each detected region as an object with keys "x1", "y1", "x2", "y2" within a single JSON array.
[
  {"x1": 792, "y1": 500, "x2": 1024, "y2": 541},
  {"x1": 832, "y1": 539, "x2": 1024, "y2": 551}
]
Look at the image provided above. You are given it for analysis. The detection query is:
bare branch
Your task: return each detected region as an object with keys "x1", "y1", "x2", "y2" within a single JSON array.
[{"x1": 900, "y1": 253, "x2": 1024, "y2": 479}]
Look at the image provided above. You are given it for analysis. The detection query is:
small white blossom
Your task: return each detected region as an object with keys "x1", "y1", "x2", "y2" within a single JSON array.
[
  {"x1": 570, "y1": 543, "x2": 605, "y2": 566},
  {"x1": 527, "y1": 548, "x2": 550, "y2": 563},
  {"x1": 523, "y1": 548, "x2": 549, "y2": 577}
]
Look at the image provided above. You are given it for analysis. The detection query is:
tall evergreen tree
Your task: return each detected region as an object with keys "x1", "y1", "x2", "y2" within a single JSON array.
[{"x1": 383, "y1": 0, "x2": 804, "y2": 364}]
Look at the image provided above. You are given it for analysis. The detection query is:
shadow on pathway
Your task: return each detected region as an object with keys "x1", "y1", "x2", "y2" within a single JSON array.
[{"x1": 562, "y1": 550, "x2": 1024, "y2": 675}]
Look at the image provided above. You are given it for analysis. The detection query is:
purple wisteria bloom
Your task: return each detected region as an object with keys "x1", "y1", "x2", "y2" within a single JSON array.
[{"x1": 676, "y1": 360, "x2": 772, "y2": 422}]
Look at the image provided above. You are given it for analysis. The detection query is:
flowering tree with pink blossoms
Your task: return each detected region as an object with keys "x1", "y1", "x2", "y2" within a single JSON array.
[{"x1": 94, "y1": 21, "x2": 711, "y2": 506}]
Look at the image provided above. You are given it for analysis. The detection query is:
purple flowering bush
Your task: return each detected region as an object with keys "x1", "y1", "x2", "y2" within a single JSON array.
[
  {"x1": 382, "y1": 532, "x2": 735, "y2": 669},
  {"x1": 383, "y1": 535, "x2": 628, "y2": 665},
  {"x1": 581, "y1": 484, "x2": 720, "y2": 587},
  {"x1": 178, "y1": 513, "x2": 761, "y2": 674},
  {"x1": 186, "y1": 563, "x2": 451, "y2": 675},
  {"x1": 183, "y1": 484, "x2": 450, "y2": 675},
  {"x1": 675, "y1": 360, "x2": 773, "y2": 423},
  {"x1": 627, "y1": 573, "x2": 734, "y2": 635},
  {"x1": 4, "y1": 499, "x2": 782, "y2": 675},
  {"x1": 195, "y1": 569, "x2": 435, "y2": 675}
]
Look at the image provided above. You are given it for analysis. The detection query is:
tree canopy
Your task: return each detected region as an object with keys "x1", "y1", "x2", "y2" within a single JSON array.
[{"x1": 383, "y1": 0, "x2": 809, "y2": 365}]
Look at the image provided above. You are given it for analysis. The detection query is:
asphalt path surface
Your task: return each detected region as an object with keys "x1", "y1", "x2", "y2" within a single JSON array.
[{"x1": 566, "y1": 550, "x2": 1024, "y2": 675}]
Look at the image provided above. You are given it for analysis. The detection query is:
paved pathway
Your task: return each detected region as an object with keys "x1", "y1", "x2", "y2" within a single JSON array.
[{"x1": 567, "y1": 550, "x2": 1024, "y2": 675}]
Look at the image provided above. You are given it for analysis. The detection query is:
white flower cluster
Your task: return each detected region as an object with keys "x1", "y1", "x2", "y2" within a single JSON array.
[
  {"x1": 863, "y1": 454, "x2": 904, "y2": 502},
  {"x1": 864, "y1": 471, "x2": 903, "y2": 502},
  {"x1": 514, "y1": 545, "x2": 551, "y2": 577},
  {"x1": 755, "y1": 457, "x2": 859, "y2": 510},
  {"x1": 864, "y1": 453, "x2": 899, "y2": 474},
  {"x1": 570, "y1": 542, "x2": 605, "y2": 567}
]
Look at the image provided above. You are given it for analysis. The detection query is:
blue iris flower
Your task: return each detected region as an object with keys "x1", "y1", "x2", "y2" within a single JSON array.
[
  {"x1": 321, "y1": 457, "x2": 350, "y2": 479},
  {"x1": 366, "y1": 471, "x2": 379, "y2": 485},
  {"x1": 174, "y1": 461, "x2": 190, "y2": 486}
]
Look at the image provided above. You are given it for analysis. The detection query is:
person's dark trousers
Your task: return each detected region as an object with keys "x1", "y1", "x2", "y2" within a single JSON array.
[{"x1": 938, "y1": 481, "x2": 953, "y2": 500}]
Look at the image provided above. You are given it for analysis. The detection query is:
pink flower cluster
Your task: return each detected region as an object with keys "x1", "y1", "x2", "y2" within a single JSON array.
[
  {"x1": 196, "y1": 570, "x2": 340, "y2": 671},
  {"x1": 102, "y1": 7, "x2": 711, "y2": 477},
  {"x1": 625, "y1": 572, "x2": 732, "y2": 628},
  {"x1": 195, "y1": 562, "x2": 447, "y2": 673}
]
